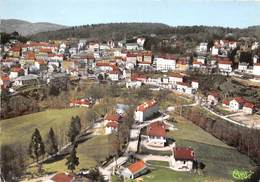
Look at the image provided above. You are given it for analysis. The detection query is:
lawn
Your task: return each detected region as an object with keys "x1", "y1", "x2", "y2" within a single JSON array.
[
  {"x1": 0, "y1": 108, "x2": 87, "y2": 146},
  {"x1": 167, "y1": 115, "x2": 230, "y2": 148},
  {"x1": 41, "y1": 135, "x2": 111, "y2": 173},
  {"x1": 142, "y1": 167, "x2": 231, "y2": 182},
  {"x1": 140, "y1": 114, "x2": 256, "y2": 181}
]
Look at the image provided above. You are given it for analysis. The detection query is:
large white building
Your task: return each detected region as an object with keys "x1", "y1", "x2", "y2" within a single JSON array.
[
  {"x1": 154, "y1": 56, "x2": 176, "y2": 71},
  {"x1": 134, "y1": 99, "x2": 159, "y2": 122},
  {"x1": 218, "y1": 60, "x2": 232, "y2": 73}
]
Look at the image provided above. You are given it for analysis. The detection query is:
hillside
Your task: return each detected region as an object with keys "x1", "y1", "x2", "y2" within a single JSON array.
[
  {"x1": 28, "y1": 23, "x2": 260, "y2": 44},
  {"x1": 29, "y1": 22, "x2": 171, "y2": 41},
  {"x1": 0, "y1": 19, "x2": 67, "y2": 36}
]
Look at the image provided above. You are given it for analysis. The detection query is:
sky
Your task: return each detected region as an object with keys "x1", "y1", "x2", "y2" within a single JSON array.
[{"x1": 1, "y1": 0, "x2": 260, "y2": 28}]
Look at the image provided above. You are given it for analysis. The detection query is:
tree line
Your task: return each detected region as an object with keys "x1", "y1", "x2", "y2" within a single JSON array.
[{"x1": 179, "y1": 106, "x2": 260, "y2": 165}]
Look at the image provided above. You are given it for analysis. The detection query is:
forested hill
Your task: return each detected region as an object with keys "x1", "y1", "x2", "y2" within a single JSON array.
[
  {"x1": 29, "y1": 23, "x2": 171, "y2": 41},
  {"x1": 29, "y1": 23, "x2": 260, "y2": 42}
]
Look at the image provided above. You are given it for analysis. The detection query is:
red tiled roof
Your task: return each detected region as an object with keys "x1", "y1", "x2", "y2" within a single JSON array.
[
  {"x1": 1, "y1": 76, "x2": 10, "y2": 81},
  {"x1": 127, "y1": 160, "x2": 146, "y2": 174},
  {"x1": 234, "y1": 97, "x2": 247, "y2": 104},
  {"x1": 127, "y1": 52, "x2": 137, "y2": 57},
  {"x1": 173, "y1": 147, "x2": 195, "y2": 161},
  {"x1": 137, "y1": 99, "x2": 157, "y2": 112},
  {"x1": 147, "y1": 121, "x2": 166, "y2": 137},
  {"x1": 177, "y1": 58, "x2": 188, "y2": 65},
  {"x1": 218, "y1": 60, "x2": 232, "y2": 65},
  {"x1": 39, "y1": 48, "x2": 52, "y2": 53},
  {"x1": 254, "y1": 63, "x2": 260, "y2": 66},
  {"x1": 51, "y1": 173, "x2": 73, "y2": 182},
  {"x1": 208, "y1": 91, "x2": 220, "y2": 98},
  {"x1": 223, "y1": 100, "x2": 230, "y2": 105},
  {"x1": 105, "y1": 114, "x2": 121, "y2": 122},
  {"x1": 70, "y1": 99, "x2": 90, "y2": 105},
  {"x1": 11, "y1": 67, "x2": 23, "y2": 72},
  {"x1": 243, "y1": 102, "x2": 255, "y2": 109},
  {"x1": 10, "y1": 46, "x2": 21, "y2": 52},
  {"x1": 131, "y1": 73, "x2": 147, "y2": 81},
  {"x1": 193, "y1": 61, "x2": 202, "y2": 65},
  {"x1": 106, "y1": 121, "x2": 118, "y2": 128},
  {"x1": 36, "y1": 60, "x2": 46, "y2": 65}
]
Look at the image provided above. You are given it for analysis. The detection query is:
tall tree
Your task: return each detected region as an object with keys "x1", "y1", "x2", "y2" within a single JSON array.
[
  {"x1": 65, "y1": 145, "x2": 79, "y2": 173},
  {"x1": 74, "y1": 115, "x2": 81, "y2": 133},
  {"x1": 45, "y1": 127, "x2": 58, "y2": 156},
  {"x1": 1, "y1": 144, "x2": 26, "y2": 181},
  {"x1": 28, "y1": 128, "x2": 45, "y2": 163},
  {"x1": 67, "y1": 117, "x2": 80, "y2": 143}
]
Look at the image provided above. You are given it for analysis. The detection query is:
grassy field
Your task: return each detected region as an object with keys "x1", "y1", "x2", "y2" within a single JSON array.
[
  {"x1": 142, "y1": 167, "x2": 231, "y2": 182},
  {"x1": 40, "y1": 135, "x2": 111, "y2": 173},
  {"x1": 140, "y1": 114, "x2": 256, "y2": 181},
  {"x1": 0, "y1": 108, "x2": 87, "y2": 146}
]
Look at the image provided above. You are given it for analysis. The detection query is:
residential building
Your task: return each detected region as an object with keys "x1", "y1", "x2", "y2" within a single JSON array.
[
  {"x1": 134, "y1": 99, "x2": 159, "y2": 122},
  {"x1": 105, "y1": 121, "x2": 118, "y2": 134},
  {"x1": 146, "y1": 121, "x2": 166, "y2": 147},
  {"x1": 207, "y1": 92, "x2": 220, "y2": 106},
  {"x1": 121, "y1": 160, "x2": 148, "y2": 179},
  {"x1": 168, "y1": 73, "x2": 183, "y2": 84},
  {"x1": 229, "y1": 97, "x2": 246, "y2": 111},
  {"x1": 218, "y1": 59, "x2": 232, "y2": 73},
  {"x1": 170, "y1": 147, "x2": 195, "y2": 171},
  {"x1": 70, "y1": 98, "x2": 91, "y2": 107},
  {"x1": 126, "y1": 43, "x2": 139, "y2": 50},
  {"x1": 154, "y1": 56, "x2": 176, "y2": 71},
  {"x1": 238, "y1": 62, "x2": 248, "y2": 72},
  {"x1": 243, "y1": 102, "x2": 256, "y2": 114},
  {"x1": 9, "y1": 67, "x2": 24, "y2": 79},
  {"x1": 108, "y1": 70, "x2": 120, "y2": 81}
]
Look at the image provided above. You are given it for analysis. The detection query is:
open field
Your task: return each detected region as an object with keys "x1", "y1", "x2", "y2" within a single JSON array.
[
  {"x1": 0, "y1": 108, "x2": 87, "y2": 146},
  {"x1": 140, "y1": 114, "x2": 256, "y2": 181},
  {"x1": 142, "y1": 167, "x2": 231, "y2": 182},
  {"x1": 40, "y1": 135, "x2": 111, "y2": 173}
]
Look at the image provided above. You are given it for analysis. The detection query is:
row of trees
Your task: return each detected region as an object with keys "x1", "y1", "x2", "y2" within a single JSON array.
[{"x1": 180, "y1": 107, "x2": 260, "y2": 164}]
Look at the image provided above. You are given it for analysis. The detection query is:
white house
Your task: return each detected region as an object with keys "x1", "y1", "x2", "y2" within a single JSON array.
[
  {"x1": 197, "y1": 42, "x2": 208, "y2": 53},
  {"x1": 253, "y1": 63, "x2": 260, "y2": 75},
  {"x1": 218, "y1": 60, "x2": 232, "y2": 73},
  {"x1": 88, "y1": 42, "x2": 100, "y2": 52},
  {"x1": 170, "y1": 147, "x2": 195, "y2": 171},
  {"x1": 146, "y1": 121, "x2": 166, "y2": 147},
  {"x1": 229, "y1": 97, "x2": 246, "y2": 111},
  {"x1": 108, "y1": 70, "x2": 120, "y2": 81},
  {"x1": 238, "y1": 62, "x2": 248, "y2": 72},
  {"x1": 191, "y1": 80, "x2": 199, "y2": 90},
  {"x1": 176, "y1": 82, "x2": 194, "y2": 95},
  {"x1": 243, "y1": 102, "x2": 255, "y2": 114},
  {"x1": 154, "y1": 56, "x2": 176, "y2": 71},
  {"x1": 9, "y1": 67, "x2": 24, "y2": 79},
  {"x1": 207, "y1": 92, "x2": 220, "y2": 106},
  {"x1": 211, "y1": 46, "x2": 219, "y2": 56},
  {"x1": 121, "y1": 160, "x2": 148, "y2": 179},
  {"x1": 126, "y1": 43, "x2": 139, "y2": 50},
  {"x1": 126, "y1": 53, "x2": 137, "y2": 67},
  {"x1": 134, "y1": 99, "x2": 159, "y2": 122},
  {"x1": 105, "y1": 121, "x2": 118, "y2": 134},
  {"x1": 168, "y1": 73, "x2": 183, "y2": 84}
]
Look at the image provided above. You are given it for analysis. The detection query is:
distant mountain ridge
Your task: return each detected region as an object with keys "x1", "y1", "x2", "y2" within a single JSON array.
[{"x1": 0, "y1": 19, "x2": 67, "y2": 36}]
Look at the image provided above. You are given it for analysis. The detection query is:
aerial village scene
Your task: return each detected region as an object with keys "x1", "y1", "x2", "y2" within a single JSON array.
[{"x1": 1, "y1": 0, "x2": 260, "y2": 182}]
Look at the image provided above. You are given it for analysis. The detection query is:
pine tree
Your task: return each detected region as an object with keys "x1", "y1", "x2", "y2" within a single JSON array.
[
  {"x1": 74, "y1": 115, "x2": 81, "y2": 133},
  {"x1": 45, "y1": 127, "x2": 58, "y2": 156},
  {"x1": 65, "y1": 145, "x2": 79, "y2": 173},
  {"x1": 28, "y1": 128, "x2": 45, "y2": 163},
  {"x1": 67, "y1": 117, "x2": 79, "y2": 143}
]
